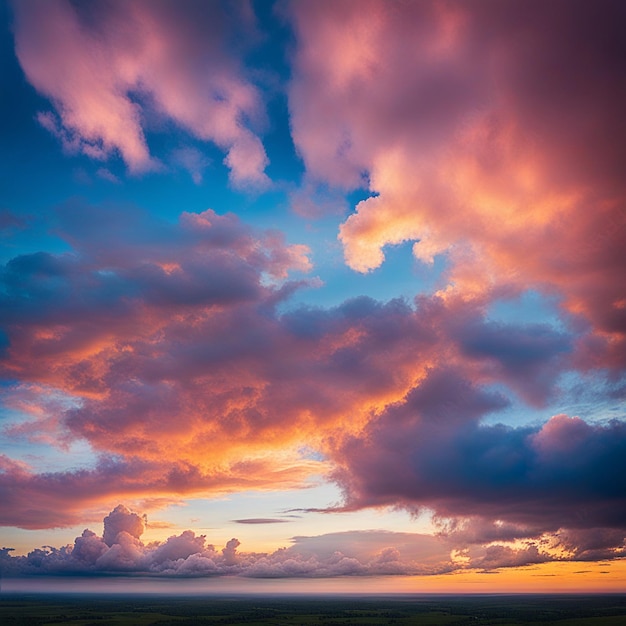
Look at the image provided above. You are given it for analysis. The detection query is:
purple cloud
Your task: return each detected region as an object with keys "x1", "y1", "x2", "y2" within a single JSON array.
[
  {"x1": 3, "y1": 505, "x2": 622, "y2": 578},
  {"x1": 329, "y1": 372, "x2": 626, "y2": 535}
]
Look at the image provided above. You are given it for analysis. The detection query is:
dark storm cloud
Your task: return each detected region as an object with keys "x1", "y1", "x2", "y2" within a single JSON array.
[{"x1": 330, "y1": 370, "x2": 626, "y2": 533}]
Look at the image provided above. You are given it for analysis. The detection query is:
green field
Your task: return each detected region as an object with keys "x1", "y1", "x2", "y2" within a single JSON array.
[{"x1": 2, "y1": 594, "x2": 626, "y2": 625}]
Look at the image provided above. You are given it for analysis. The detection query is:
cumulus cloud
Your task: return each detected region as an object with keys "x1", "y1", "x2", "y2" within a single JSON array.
[
  {"x1": 286, "y1": 0, "x2": 626, "y2": 366},
  {"x1": 329, "y1": 372, "x2": 626, "y2": 534},
  {"x1": 150, "y1": 530, "x2": 208, "y2": 565},
  {"x1": 103, "y1": 505, "x2": 145, "y2": 547},
  {"x1": 95, "y1": 531, "x2": 145, "y2": 572},
  {"x1": 71, "y1": 530, "x2": 108, "y2": 565},
  {"x1": 12, "y1": 0, "x2": 269, "y2": 186},
  {"x1": 3, "y1": 505, "x2": 623, "y2": 578},
  {"x1": 0, "y1": 505, "x2": 454, "y2": 577}
]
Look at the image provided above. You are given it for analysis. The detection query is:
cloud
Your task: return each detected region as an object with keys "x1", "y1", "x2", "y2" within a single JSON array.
[
  {"x1": 71, "y1": 529, "x2": 108, "y2": 565},
  {"x1": 3, "y1": 505, "x2": 623, "y2": 578},
  {"x1": 0, "y1": 207, "x2": 445, "y2": 525},
  {"x1": 0, "y1": 506, "x2": 455, "y2": 577},
  {"x1": 328, "y1": 372, "x2": 626, "y2": 534},
  {"x1": 556, "y1": 528, "x2": 626, "y2": 561},
  {"x1": 102, "y1": 504, "x2": 145, "y2": 547},
  {"x1": 95, "y1": 530, "x2": 145, "y2": 572},
  {"x1": 0, "y1": 452, "x2": 323, "y2": 529},
  {"x1": 288, "y1": 530, "x2": 451, "y2": 572},
  {"x1": 233, "y1": 518, "x2": 290, "y2": 525},
  {"x1": 286, "y1": 0, "x2": 626, "y2": 367},
  {"x1": 151, "y1": 529, "x2": 208, "y2": 565},
  {"x1": 0, "y1": 195, "x2": 621, "y2": 550},
  {"x1": 448, "y1": 316, "x2": 572, "y2": 405},
  {"x1": 0, "y1": 209, "x2": 27, "y2": 233},
  {"x1": 0, "y1": 210, "x2": 612, "y2": 529},
  {"x1": 467, "y1": 544, "x2": 548, "y2": 572},
  {"x1": 170, "y1": 147, "x2": 211, "y2": 185},
  {"x1": 12, "y1": 0, "x2": 269, "y2": 186},
  {"x1": 96, "y1": 168, "x2": 120, "y2": 184}
]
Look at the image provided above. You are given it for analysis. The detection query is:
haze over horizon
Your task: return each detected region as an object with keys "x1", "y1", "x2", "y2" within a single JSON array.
[{"x1": 0, "y1": 0, "x2": 625, "y2": 594}]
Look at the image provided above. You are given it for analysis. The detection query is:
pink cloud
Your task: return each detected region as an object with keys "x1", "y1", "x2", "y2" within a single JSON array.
[
  {"x1": 12, "y1": 0, "x2": 269, "y2": 186},
  {"x1": 0, "y1": 452, "x2": 324, "y2": 530},
  {"x1": 286, "y1": 0, "x2": 626, "y2": 368},
  {"x1": 72, "y1": 529, "x2": 108, "y2": 564}
]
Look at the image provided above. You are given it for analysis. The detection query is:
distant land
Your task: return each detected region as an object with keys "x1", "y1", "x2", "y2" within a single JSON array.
[{"x1": 2, "y1": 593, "x2": 626, "y2": 625}]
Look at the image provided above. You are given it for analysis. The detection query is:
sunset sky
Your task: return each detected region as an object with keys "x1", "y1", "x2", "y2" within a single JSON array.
[{"x1": 1, "y1": 0, "x2": 625, "y2": 592}]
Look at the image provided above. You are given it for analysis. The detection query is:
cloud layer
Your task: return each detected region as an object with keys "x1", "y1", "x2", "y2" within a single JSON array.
[
  {"x1": 2, "y1": 505, "x2": 624, "y2": 578},
  {"x1": 1, "y1": 202, "x2": 622, "y2": 554}
]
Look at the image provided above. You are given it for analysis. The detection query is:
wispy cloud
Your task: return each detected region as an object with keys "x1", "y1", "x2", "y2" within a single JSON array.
[
  {"x1": 12, "y1": 0, "x2": 269, "y2": 186},
  {"x1": 233, "y1": 519, "x2": 290, "y2": 525}
]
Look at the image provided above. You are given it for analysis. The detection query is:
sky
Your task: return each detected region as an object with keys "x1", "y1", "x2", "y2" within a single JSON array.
[{"x1": 0, "y1": 0, "x2": 625, "y2": 593}]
